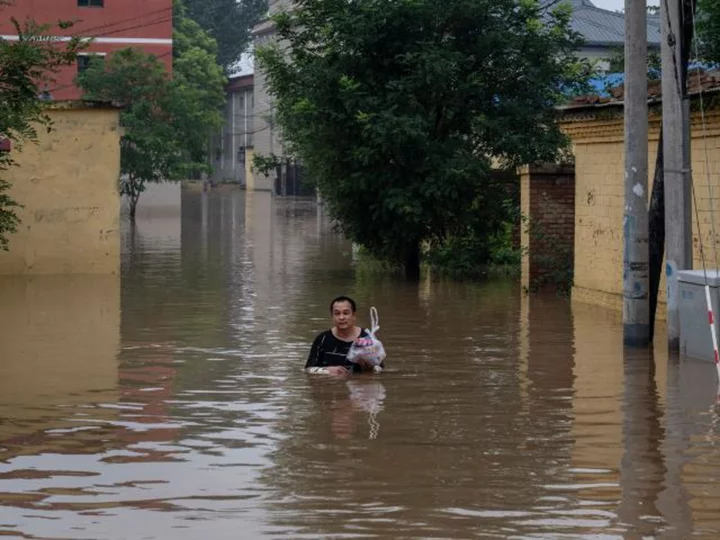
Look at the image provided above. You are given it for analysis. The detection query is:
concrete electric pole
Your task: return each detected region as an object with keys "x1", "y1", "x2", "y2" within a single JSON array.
[
  {"x1": 623, "y1": 0, "x2": 650, "y2": 346},
  {"x1": 662, "y1": 0, "x2": 693, "y2": 350}
]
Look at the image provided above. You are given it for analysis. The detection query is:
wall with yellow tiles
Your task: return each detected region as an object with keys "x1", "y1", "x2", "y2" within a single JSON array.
[
  {"x1": 0, "y1": 104, "x2": 122, "y2": 275},
  {"x1": 560, "y1": 106, "x2": 720, "y2": 316}
]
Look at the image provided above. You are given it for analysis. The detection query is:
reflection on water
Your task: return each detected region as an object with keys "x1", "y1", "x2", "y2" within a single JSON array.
[{"x1": 1, "y1": 189, "x2": 720, "y2": 538}]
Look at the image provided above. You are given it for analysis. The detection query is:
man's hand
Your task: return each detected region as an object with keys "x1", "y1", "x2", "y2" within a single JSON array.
[
  {"x1": 326, "y1": 366, "x2": 351, "y2": 376},
  {"x1": 354, "y1": 359, "x2": 375, "y2": 372}
]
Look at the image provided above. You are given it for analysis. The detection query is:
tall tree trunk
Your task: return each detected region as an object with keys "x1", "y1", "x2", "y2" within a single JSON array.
[{"x1": 404, "y1": 241, "x2": 421, "y2": 280}]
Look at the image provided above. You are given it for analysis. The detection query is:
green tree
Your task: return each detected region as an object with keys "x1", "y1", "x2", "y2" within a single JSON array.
[
  {"x1": 184, "y1": 0, "x2": 267, "y2": 72},
  {"x1": 78, "y1": 49, "x2": 178, "y2": 218},
  {"x1": 697, "y1": 0, "x2": 720, "y2": 64},
  {"x1": 0, "y1": 18, "x2": 83, "y2": 249},
  {"x1": 258, "y1": 0, "x2": 588, "y2": 277},
  {"x1": 78, "y1": 7, "x2": 225, "y2": 219},
  {"x1": 172, "y1": 0, "x2": 227, "y2": 172}
]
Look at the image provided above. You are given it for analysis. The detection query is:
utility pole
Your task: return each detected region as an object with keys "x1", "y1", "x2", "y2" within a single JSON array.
[
  {"x1": 623, "y1": 0, "x2": 650, "y2": 346},
  {"x1": 662, "y1": 0, "x2": 693, "y2": 350}
]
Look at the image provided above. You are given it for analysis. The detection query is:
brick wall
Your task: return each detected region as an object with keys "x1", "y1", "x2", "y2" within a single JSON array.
[{"x1": 520, "y1": 164, "x2": 576, "y2": 289}]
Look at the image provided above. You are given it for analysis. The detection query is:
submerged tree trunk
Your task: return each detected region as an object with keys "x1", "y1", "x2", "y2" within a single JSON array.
[
  {"x1": 127, "y1": 176, "x2": 141, "y2": 221},
  {"x1": 129, "y1": 197, "x2": 138, "y2": 220},
  {"x1": 648, "y1": 131, "x2": 664, "y2": 342},
  {"x1": 404, "y1": 241, "x2": 421, "y2": 280}
]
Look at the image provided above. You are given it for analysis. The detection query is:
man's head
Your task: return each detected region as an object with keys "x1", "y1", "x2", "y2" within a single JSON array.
[
  {"x1": 329, "y1": 296, "x2": 357, "y2": 314},
  {"x1": 330, "y1": 296, "x2": 357, "y2": 331}
]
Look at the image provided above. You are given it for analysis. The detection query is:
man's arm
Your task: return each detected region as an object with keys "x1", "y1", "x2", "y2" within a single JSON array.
[
  {"x1": 305, "y1": 333, "x2": 323, "y2": 369},
  {"x1": 305, "y1": 333, "x2": 337, "y2": 374},
  {"x1": 305, "y1": 333, "x2": 351, "y2": 376}
]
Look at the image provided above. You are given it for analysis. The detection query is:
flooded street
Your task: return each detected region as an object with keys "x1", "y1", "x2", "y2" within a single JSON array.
[{"x1": 2, "y1": 189, "x2": 720, "y2": 539}]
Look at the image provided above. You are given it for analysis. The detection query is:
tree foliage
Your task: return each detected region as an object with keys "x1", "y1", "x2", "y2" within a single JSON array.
[
  {"x1": 0, "y1": 17, "x2": 83, "y2": 250},
  {"x1": 184, "y1": 0, "x2": 267, "y2": 72},
  {"x1": 172, "y1": 0, "x2": 227, "y2": 170},
  {"x1": 697, "y1": 0, "x2": 720, "y2": 64},
  {"x1": 78, "y1": 49, "x2": 177, "y2": 218},
  {"x1": 259, "y1": 0, "x2": 589, "y2": 276},
  {"x1": 78, "y1": 5, "x2": 225, "y2": 218}
]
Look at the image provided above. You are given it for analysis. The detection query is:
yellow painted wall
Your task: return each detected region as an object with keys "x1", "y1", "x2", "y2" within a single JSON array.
[
  {"x1": 561, "y1": 108, "x2": 720, "y2": 315},
  {"x1": 0, "y1": 104, "x2": 122, "y2": 275}
]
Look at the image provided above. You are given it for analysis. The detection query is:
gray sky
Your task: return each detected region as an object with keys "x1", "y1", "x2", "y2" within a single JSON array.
[{"x1": 591, "y1": 0, "x2": 660, "y2": 12}]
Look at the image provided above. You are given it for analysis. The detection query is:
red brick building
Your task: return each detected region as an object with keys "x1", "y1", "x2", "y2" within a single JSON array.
[{"x1": 0, "y1": 0, "x2": 173, "y2": 100}]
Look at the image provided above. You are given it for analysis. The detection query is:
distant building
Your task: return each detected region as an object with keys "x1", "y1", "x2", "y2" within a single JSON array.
[
  {"x1": 0, "y1": 0, "x2": 173, "y2": 100},
  {"x1": 250, "y1": 0, "x2": 293, "y2": 192},
  {"x1": 569, "y1": 0, "x2": 661, "y2": 72},
  {"x1": 208, "y1": 74, "x2": 255, "y2": 187}
]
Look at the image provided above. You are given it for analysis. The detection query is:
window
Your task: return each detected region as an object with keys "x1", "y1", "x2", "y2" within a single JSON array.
[
  {"x1": 77, "y1": 54, "x2": 105, "y2": 74},
  {"x1": 78, "y1": 0, "x2": 104, "y2": 6}
]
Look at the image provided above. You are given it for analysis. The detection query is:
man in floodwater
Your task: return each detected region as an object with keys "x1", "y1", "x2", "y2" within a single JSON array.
[{"x1": 305, "y1": 296, "x2": 384, "y2": 375}]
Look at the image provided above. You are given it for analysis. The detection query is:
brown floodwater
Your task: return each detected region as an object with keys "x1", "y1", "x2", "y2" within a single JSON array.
[{"x1": 1, "y1": 189, "x2": 720, "y2": 539}]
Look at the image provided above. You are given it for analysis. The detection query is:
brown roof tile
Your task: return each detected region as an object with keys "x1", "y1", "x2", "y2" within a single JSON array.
[{"x1": 567, "y1": 68, "x2": 720, "y2": 109}]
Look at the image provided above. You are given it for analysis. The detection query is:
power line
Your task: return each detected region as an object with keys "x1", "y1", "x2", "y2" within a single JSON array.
[
  {"x1": 61, "y1": 17, "x2": 173, "y2": 42},
  {"x1": 1, "y1": 7, "x2": 173, "y2": 40},
  {"x1": 66, "y1": 0, "x2": 253, "y2": 39},
  {"x1": 2, "y1": 16, "x2": 174, "y2": 46},
  {"x1": 5, "y1": 1, "x2": 246, "y2": 39},
  {"x1": 3, "y1": 0, "x2": 253, "y2": 42},
  {"x1": 92, "y1": 17, "x2": 171, "y2": 38},
  {"x1": 67, "y1": 7, "x2": 172, "y2": 38}
]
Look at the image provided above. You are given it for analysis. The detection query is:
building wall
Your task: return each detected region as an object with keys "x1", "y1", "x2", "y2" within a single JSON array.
[
  {"x1": 245, "y1": 148, "x2": 256, "y2": 191},
  {"x1": 0, "y1": 0, "x2": 173, "y2": 100},
  {"x1": 561, "y1": 107, "x2": 720, "y2": 315},
  {"x1": 0, "y1": 103, "x2": 122, "y2": 275},
  {"x1": 209, "y1": 80, "x2": 254, "y2": 186},
  {"x1": 576, "y1": 46, "x2": 613, "y2": 73},
  {"x1": 251, "y1": 0, "x2": 294, "y2": 192},
  {"x1": 252, "y1": 46, "x2": 281, "y2": 192}
]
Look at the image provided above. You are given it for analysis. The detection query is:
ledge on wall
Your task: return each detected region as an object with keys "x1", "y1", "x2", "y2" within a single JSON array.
[{"x1": 42, "y1": 100, "x2": 124, "y2": 111}]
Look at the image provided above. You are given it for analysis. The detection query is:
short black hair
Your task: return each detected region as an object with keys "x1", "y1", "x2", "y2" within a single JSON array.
[{"x1": 330, "y1": 295, "x2": 357, "y2": 313}]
